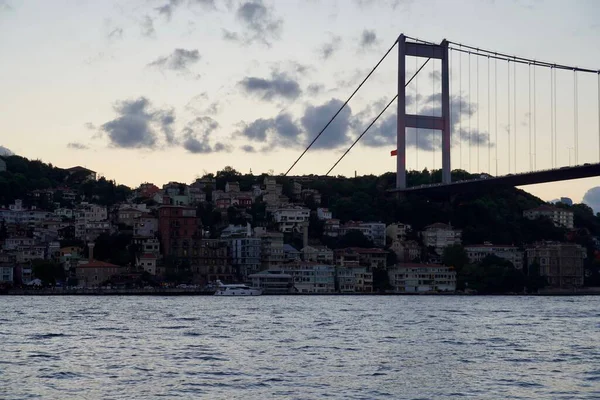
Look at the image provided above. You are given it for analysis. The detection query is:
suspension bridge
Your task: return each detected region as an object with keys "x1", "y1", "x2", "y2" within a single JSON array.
[{"x1": 283, "y1": 33, "x2": 600, "y2": 193}]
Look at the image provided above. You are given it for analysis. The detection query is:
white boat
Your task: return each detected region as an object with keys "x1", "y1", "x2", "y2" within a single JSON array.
[{"x1": 213, "y1": 280, "x2": 262, "y2": 296}]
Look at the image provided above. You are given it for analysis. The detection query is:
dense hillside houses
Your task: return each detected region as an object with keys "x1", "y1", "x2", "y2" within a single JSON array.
[{"x1": 0, "y1": 157, "x2": 599, "y2": 293}]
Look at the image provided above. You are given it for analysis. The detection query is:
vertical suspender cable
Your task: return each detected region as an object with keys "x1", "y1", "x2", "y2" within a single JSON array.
[
  {"x1": 514, "y1": 59, "x2": 517, "y2": 173},
  {"x1": 550, "y1": 67, "x2": 554, "y2": 168},
  {"x1": 450, "y1": 49, "x2": 453, "y2": 170},
  {"x1": 554, "y1": 67, "x2": 557, "y2": 167},
  {"x1": 432, "y1": 59, "x2": 436, "y2": 172},
  {"x1": 533, "y1": 65, "x2": 537, "y2": 171},
  {"x1": 573, "y1": 70, "x2": 577, "y2": 165},
  {"x1": 528, "y1": 63, "x2": 532, "y2": 171},
  {"x1": 488, "y1": 56, "x2": 491, "y2": 174},
  {"x1": 415, "y1": 55, "x2": 419, "y2": 172},
  {"x1": 468, "y1": 52, "x2": 471, "y2": 172},
  {"x1": 459, "y1": 47, "x2": 462, "y2": 170},
  {"x1": 477, "y1": 54, "x2": 480, "y2": 173},
  {"x1": 508, "y1": 60, "x2": 511, "y2": 174},
  {"x1": 598, "y1": 72, "x2": 600, "y2": 162},
  {"x1": 495, "y1": 57, "x2": 498, "y2": 176},
  {"x1": 574, "y1": 70, "x2": 578, "y2": 165}
]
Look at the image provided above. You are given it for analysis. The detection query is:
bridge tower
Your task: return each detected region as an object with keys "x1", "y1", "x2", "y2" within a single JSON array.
[{"x1": 396, "y1": 35, "x2": 451, "y2": 190}]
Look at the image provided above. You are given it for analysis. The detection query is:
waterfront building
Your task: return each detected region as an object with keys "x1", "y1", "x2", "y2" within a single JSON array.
[
  {"x1": 525, "y1": 242, "x2": 585, "y2": 288},
  {"x1": 523, "y1": 205, "x2": 574, "y2": 229},
  {"x1": 248, "y1": 270, "x2": 294, "y2": 294},
  {"x1": 334, "y1": 247, "x2": 388, "y2": 269},
  {"x1": 256, "y1": 231, "x2": 285, "y2": 268},
  {"x1": 281, "y1": 263, "x2": 335, "y2": 293},
  {"x1": 0, "y1": 264, "x2": 14, "y2": 285},
  {"x1": 226, "y1": 237, "x2": 261, "y2": 280},
  {"x1": 138, "y1": 253, "x2": 157, "y2": 275},
  {"x1": 388, "y1": 263, "x2": 457, "y2": 293},
  {"x1": 465, "y1": 243, "x2": 524, "y2": 269}
]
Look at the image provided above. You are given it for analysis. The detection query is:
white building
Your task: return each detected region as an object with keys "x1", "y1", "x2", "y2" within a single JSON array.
[
  {"x1": 54, "y1": 208, "x2": 74, "y2": 219},
  {"x1": 76, "y1": 203, "x2": 107, "y2": 222},
  {"x1": 465, "y1": 243, "x2": 524, "y2": 269},
  {"x1": 523, "y1": 205, "x2": 574, "y2": 229},
  {"x1": 420, "y1": 223, "x2": 462, "y2": 254},
  {"x1": 317, "y1": 208, "x2": 332, "y2": 220},
  {"x1": 3, "y1": 237, "x2": 35, "y2": 251},
  {"x1": 227, "y1": 237, "x2": 261, "y2": 279},
  {"x1": 386, "y1": 222, "x2": 412, "y2": 242},
  {"x1": 138, "y1": 253, "x2": 157, "y2": 275},
  {"x1": 249, "y1": 270, "x2": 294, "y2": 294},
  {"x1": 282, "y1": 263, "x2": 335, "y2": 293},
  {"x1": 273, "y1": 207, "x2": 310, "y2": 233},
  {"x1": 133, "y1": 216, "x2": 158, "y2": 237},
  {"x1": 388, "y1": 263, "x2": 456, "y2": 293},
  {"x1": 323, "y1": 219, "x2": 340, "y2": 237}
]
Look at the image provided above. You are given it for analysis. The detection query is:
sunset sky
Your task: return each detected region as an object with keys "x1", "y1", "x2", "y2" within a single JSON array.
[{"x1": 1, "y1": 0, "x2": 599, "y2": 208}]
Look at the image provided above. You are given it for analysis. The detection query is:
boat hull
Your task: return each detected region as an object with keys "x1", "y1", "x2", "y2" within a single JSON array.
[{"x1": 214, "y1": 288, "x2": 262, "y2": 296}]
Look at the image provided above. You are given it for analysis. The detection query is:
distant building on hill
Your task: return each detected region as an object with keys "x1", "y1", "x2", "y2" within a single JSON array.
[
  {"x1": 464, "y1": 243, "x2": 524, "y2": 269},
  {"x1": 66, "y1": 166, "x2": 96, "y2": 181},
  {"x1": 420, "y1": 223, "x2": 462, "y2": 254},
  {"x1": 523, "y1": 205, "x2": 574, "y2": 229}
]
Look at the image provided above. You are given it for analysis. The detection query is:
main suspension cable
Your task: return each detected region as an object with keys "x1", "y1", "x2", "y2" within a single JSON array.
[
  {"x1": 284, "y1": 38, "x2": 399, "y2": 176},
  {"x1": 508, "y1": 60, "x2": 511, "y2": 174},
  {"x1": 325, "y1": 59, "x2": 431, "y2": 176}
]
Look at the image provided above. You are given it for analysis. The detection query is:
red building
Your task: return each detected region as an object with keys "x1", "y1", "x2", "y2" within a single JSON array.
[
  {"x1": 138, "y1": 183, "x2": 160, "y2": 199},
  {"x1": 158, "y1": 206, "x2": 202, "y2": 257}
]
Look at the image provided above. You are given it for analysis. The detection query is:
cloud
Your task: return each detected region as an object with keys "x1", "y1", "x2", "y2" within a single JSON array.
[
  {"x1": 0, "y1": 1, "x2": 12, "y2": 12},
  {"x1": 227, "y1": 0, "x2": 282, "y2": 46},
  {"x1": 222, "y1": 29, "x2": 240, "y2": 41},
  {"x1": 428, "y1": 70, "x2": 441, "y2": 82},
  {"x1": 148, "y1": 48, "x2": 201, "y2": 72},
  {"x1": 84, "y1": 122, "x2": 96, "y2": 130},
  {"x1": 100, "y1": 97, "x2": 176, "y2": 149},
  {"x1": 583, "y1": 188, "x2": 600, "y2": 213},
  {"x1": 156, "y1": 0, "x2": 216, "y2": 20},
  {"x1": 67, "y1": 142, "x2": 89, "y2": 150},
  {"x1": 0, "y1": 145, "x2": 13, "y2": 156},
  {"x1": 141, "y1": 15, "x2": 155, "y2": 37},
  {"x1": 241, "y1": 145, "x2": 256, "y2": 153},
  {"x1": 236, "y1": 98, "x2": 353, "y2": 152},
  {"x1": 182, "y1": 116, "x2": 229, "y2": 154},
  {"x1": 359, "y1": 29, "x2": 378, "y2": 49},
  {"x1": 107, "y1": 27, "x2": 123, "y2": 40},
  {"x1": 239, "y1": 72, "x2": 301, "y2": 101},
  {"x1": 307, "y1": 83, "x2": 324, "y2": 96},
  {"x1": 301, "y1": 98, "x2": 352, "y2": 150},
  {"x1": 319, "y1": 35, "x2": 342, "y2": 60}
]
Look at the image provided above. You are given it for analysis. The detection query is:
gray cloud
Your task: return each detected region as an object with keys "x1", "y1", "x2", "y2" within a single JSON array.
[
  {"x1": 156, "y1": 0, "x2": 216, "y2": 20},
  {"x1": 241, "y1": 145, "x2": 256, "y2": 153},
  {"x1": 239, "y1": 72, "x2": 301, "y2": 101},
  {"x1": 141, "y1": 15, "x2": 155, "y2": 37},
  {"x1": 238, "y1": 113, "x2": 302, "y2": 149},
  {"x1": 359, "y1": 29, "x2": 378, "y2": 48},
  {"x1": 182, "y1": 116, "x2": 229, "y2": 154},
  {"x1": 228, "y1": 0, "x2": 282, "y2": 46},
  {"x1": 319, "y1": 35, "x2": 342, "y2": 60},
  {"x1": 301, "y1": 98, "x2": 352, "y2": 150},
  {"x1": 100, "y1": 97, "x2": 176, "y2": 149},
  {"x1": 0, "y1": 145, "x2": 13, "y2": 156},
  {"x1": 307, "y1": 83, "x2": 325, "y2": 96},
  {"x1": 107, "y1": 27, "x2": 123, "y2": 40},
  {"x1": 428, "y1": 70, "x2": 441, "y2": 82},
  {"x1": 148, "y1": 48, "x2": 201, "y2": 72},
  {"x1": 0, "y1": 1, "x2": 12, "y2": 12},
  {"x1": 67, "y1": 142, "x2": 89, "y2": 150},
  {"x1": 222, "y1": 29, "x2": 240, "y2": 41},
  {"x1": 236, "y1": 98, "x2": 353, "y2": 152},
  {"x1": 583, "y1": 187, "x2": 600, "y2": 214},
  {"x1": 84, "y1": 122, "x2": 96, "y2": 130}
]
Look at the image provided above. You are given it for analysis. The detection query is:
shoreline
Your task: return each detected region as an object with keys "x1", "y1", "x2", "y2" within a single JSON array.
[{"x1": 2, "y1": 288, "x2": 600, "y2": 296}]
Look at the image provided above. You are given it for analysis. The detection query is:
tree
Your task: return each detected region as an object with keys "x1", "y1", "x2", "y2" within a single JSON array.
[
  {"x1": 442, "y1": 244, "x2": 469, "y2": 272},
  {"x1": 32, "y1": 260, "x2": 65, "y2": 285},
  {"x1": 336, "y1": 231, "x2": 374, "y2": 249}
]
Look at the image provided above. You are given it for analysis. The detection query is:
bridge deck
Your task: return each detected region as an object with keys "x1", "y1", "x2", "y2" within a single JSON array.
[{"x1": 389, "y1": 163, "x2": 600, "y2": 194}]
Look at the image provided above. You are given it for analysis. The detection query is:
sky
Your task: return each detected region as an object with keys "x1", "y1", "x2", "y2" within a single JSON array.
[{"x1": 1, "y1": 0, "x2": 600, "y2": 208}]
